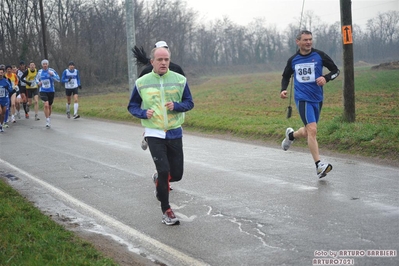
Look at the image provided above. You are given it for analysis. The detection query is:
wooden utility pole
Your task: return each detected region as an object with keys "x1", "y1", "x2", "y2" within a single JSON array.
[
  {"x1": 39, "y1": 0, "x2": 48, "y2": 59},
  {"x1": 125, "y1": 0, "x2": 137, "y2": 93},
  {"x1": 340, "y1": 0, "x2": 355, "y2": 122}
]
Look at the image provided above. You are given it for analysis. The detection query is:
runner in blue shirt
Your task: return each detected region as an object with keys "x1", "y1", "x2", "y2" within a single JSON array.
[
  {"x1": 36, "y1": 59, "x2": 60, "y2": 128},
  {"x1": 280, "y1": 30, "x2": 340, "y2": 178},
  {"x1": 0, "y1": 68, "x2": 15, "y2": 132},
  {"x1": 61, "y1": 61, "x2": 81, "y2": 119}
]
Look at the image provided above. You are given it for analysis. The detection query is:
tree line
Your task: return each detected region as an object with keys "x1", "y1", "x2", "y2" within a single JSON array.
[{"x1": 1, "y1": 0, "x2": 398, "y2": 86}]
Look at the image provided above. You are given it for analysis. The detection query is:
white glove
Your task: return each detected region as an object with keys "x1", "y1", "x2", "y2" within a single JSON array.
[{"x1": 14, "y1": 86, "x2": 19, "y2": 92}]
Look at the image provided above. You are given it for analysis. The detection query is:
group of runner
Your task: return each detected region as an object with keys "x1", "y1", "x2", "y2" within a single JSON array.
[{"x1": 0, "y1": 60, "x2": 82, "y2": 131}]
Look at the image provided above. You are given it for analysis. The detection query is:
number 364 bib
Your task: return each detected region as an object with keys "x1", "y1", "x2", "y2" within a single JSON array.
[{"x1": 295, "y1": 63, "x2": 315, "y2": 83}]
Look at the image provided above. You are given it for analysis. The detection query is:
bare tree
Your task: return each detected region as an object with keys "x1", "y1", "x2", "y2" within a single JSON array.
[
  {"x1": 192, "y1": 23, "x2": 219, "y2": 65},
  {"x1": 366, "y1": 11, "x2": 399, "y2": 61}
]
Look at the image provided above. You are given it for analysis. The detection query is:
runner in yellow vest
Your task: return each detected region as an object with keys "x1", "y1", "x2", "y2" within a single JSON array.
[{"x1": 20, "y1": 61, "x2": 40, "y2": 120}]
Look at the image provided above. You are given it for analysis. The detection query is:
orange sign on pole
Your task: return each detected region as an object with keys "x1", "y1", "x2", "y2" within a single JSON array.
[{"x1": 342, "y1": 25, "x2": 353, "y2": 44}]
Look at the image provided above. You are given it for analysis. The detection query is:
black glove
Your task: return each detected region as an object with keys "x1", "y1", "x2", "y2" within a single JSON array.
[
  {"x1": 78, "y1": 85, "x2": 82, "y2": 90},
  {"x1": 68, "y1": 77, "x2": 72, "y2": 81}
]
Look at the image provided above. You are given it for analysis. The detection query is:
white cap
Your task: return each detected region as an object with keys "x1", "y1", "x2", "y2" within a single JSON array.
[{"x1": 154, "y1": 41, "x2": 168, "y2": 48}]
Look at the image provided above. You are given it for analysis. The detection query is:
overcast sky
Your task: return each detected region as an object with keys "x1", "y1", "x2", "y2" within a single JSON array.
[{"x1": 184, "y1": 0, "x2": 399, "y2": 29}]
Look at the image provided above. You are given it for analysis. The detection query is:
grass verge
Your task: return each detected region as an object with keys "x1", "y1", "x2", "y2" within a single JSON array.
[{"x1": 0, "y1": 179, "x2": 118, "y2": 265}]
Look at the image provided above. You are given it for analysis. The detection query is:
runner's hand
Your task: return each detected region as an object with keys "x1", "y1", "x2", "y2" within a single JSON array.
[{"x1": 280, "y1": 90, "x2": 288, "y2": 99}]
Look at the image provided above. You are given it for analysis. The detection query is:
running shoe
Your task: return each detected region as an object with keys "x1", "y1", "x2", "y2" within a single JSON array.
[
  {"x1": 141, "y1": 138, "x2": 148, "y2": 150},
  {"x1": 11, "y1": 116, "x2": 16, "y2": 123},
  {"x1": 3, "y1": 123, "x2": 9, "y2": 128},
  {"x1": 281, "y1": 127, "x2": 294, "y2": 151},
  {"x1": 26, "y1": 105, "x2": 30, "y2": 113},
  {"x1": 45, "y1": 123, "x2": 50, "y2": 128},
  {"x1": 0, "y1": 126, "x2": 3, "y2": 132},
  {"x1": 67, "y1": 111, "x2": 70, "y2": 119},
  {"x1": 17, "y1": 112, "x2": 21, "y2": 119},
  {"x1": 317, "y1": 162, "x2": 333, "y2": 179},
  {"x1": 162, "y1": 208, "x2": 180, "y2": 225},
  {"x1": 25, "y1": 113, "x2": 29, "y2": 119},
  {"x1": 35, "y1": 114, "x2": 40, "y2": 121},
  {"x1": 73, "y1": 114, "x2": 80, "y2": 119}
]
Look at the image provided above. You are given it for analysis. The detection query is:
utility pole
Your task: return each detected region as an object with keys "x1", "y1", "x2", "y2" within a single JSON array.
[
  {"x1": 340, "y1": 0, "x2": 355, "y2": 122},
  {"x1": 125, "y1": 0, "x2": 137, "y2": 93},
  {"x1": 39, "y1": 0, "x2": 48, "y2": 59}
]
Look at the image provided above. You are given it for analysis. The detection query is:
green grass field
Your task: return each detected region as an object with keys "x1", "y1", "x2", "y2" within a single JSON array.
[{"x1": 52, "y1": 67, "x2": 399, "y2": 160}]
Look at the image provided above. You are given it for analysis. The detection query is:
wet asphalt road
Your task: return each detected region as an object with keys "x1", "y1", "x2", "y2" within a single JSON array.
[{"x1": 1, "y1": 114, "x2": 398, "y2": 266}]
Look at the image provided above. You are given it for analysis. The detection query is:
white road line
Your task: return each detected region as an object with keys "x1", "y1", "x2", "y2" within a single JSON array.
[{"x1": 1, "y1": 159, "x2": 208, "y2": 266}]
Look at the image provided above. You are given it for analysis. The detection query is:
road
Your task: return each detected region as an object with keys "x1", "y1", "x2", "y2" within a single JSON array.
[{"x1": 1, "y1": 114, "x2": 398, "y2": 266}]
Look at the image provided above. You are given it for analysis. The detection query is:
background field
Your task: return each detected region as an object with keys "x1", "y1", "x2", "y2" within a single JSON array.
[{"x1": 53, "y1": 67, "x2": 399, "y2": 162}]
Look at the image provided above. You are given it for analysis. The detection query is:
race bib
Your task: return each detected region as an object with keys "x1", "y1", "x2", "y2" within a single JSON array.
[
  {"x1": 0, "y1": 87, "x2": 5, "y2": 97},
  {"x1": 295, "y1": 63, "x2": 315, "y2": 83},
  {"x1": 66, "y1": 79, "x2": 77, "y2": 89},
  {"x1": 42, "y1": 79, "x2": 51, "y2": 88}
]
